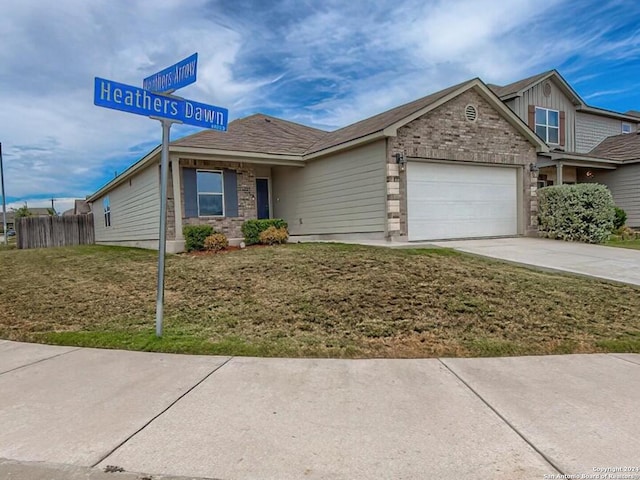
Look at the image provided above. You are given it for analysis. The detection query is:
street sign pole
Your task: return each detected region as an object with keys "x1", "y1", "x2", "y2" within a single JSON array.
[
  {"x1": 154, "y1": 118, "x2": 178, "y2": 337},
  {"x1": 0, "y1": 143, "x2": 7, "y2": 246},
  {"x1": 94, "y1": 52, "x2": 228, "y2": 339}
]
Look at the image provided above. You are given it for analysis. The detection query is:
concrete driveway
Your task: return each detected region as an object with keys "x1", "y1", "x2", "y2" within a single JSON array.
[
  {"x1": 1, "y1": 341, "x2": 639, "y2": 480},
  {"x1": 431, "y1": 237, "x2": 640, "y2": 286}
]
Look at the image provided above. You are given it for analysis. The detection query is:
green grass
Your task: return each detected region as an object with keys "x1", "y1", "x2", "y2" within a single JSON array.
[
  {"x1": 605, "y1": 238, "x2": 640, "y2": 250},
  {"x1": 1, "y1": 243, "x2": 639, "y2": 358}
]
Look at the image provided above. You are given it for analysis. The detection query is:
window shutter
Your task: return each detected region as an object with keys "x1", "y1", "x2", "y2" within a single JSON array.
[
  {"x1": 223, "y1": 169, "x2": 238, "y2": 217},
  {"x1": 559, "y1": 111, "x2": 566, "y2": 146},
  {"x1": 183, "y1": 168, "x2": 198, "y2": 218},
  {"x1": 528, "y1": 105, "x2": 535, "y2": 129}
]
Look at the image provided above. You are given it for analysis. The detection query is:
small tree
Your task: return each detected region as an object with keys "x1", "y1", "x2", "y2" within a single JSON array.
[{"x1": 13, "y1": 204, "x2": 32, "y2": 218}]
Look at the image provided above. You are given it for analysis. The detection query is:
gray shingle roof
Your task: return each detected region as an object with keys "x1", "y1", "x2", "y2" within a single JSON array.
[
  {"x1": 305, "y1": 80, "x2": 472, "y2": 154},
  {"x1": 172, "y1": 80, "x2": 475, "y2": 156},
  {"x1": 488, "y1": 70, "x2": 554, "y2": 98},
  {"x1": 171, "y1": 114, "x2": 327, "y2": 155},
  {"x1": 589, "y1": 132, "x2": 640, "y2": 161}
]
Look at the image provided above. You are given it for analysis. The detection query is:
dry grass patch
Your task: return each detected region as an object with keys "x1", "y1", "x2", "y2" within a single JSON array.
[{"x1": 0, "y1": 243, "x2": 639, "y2": 357}]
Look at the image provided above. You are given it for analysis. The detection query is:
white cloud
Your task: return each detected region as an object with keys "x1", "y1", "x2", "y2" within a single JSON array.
[{"x1": 1, "y1": 0, "x2": 639, "y2": 208}]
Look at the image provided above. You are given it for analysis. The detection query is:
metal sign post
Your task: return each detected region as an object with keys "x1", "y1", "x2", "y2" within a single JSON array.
[
  {"x1": 0, "y1": 142, "x2": 7, "y2": 245},
  {"x1": 93, "y1": 53, "x2": 228, "y2": 338},
  {"x1": 154, "y1": 119, "x2": 173, "y2": 337}
]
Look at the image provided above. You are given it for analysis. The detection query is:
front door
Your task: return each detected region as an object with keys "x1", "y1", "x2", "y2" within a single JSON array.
[{"x1": 256, "y1": 178, "x2": 270, "y2": 219}]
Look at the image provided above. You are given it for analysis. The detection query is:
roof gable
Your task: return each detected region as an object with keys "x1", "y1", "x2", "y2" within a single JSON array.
[
  {"x1": 304, "y1": 80, "x2": 469, "y2": 154},
  {"x1": 490, "y1": 70, "x2": 583, "y2": 106}
]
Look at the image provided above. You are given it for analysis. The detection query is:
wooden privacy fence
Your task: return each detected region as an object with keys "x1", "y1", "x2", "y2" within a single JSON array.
[{"x1": 16, "y1": 214, "x2": 95, "y2": 249}]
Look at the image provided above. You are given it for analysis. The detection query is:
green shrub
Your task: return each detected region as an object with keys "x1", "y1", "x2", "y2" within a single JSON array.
[
  {"x1": 538, "y1": 183, "x2": 615, "y2": 244},
  {"x1": 241, "y1": 219, "x2": 288, "y2": 245},
  {"x1": 614, "y1": 206, "x2": 627, "y2": 229},
  {"x1": 258, "y1": 226, "x2": 289, "y2": 245},
  {"x1": 204, "y1": 233, "x2": 229, "y2": 252},
  {"x1": 615, "y1": 225, "x2": 639, "y2": 240},
  {"x1": 183, "y1": 225, "x2": 214, "y2": 252}
]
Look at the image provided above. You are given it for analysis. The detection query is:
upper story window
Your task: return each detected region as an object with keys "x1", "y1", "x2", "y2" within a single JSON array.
[
  {"x1": 197, "y1": 170, "x2": 224, "y2": 216},
  {"x1": 103, "y1": 196, "x2": 111, "y2": 227},
  {"x1": 622, "y1": 123, "x2": 632, "y2": 134},
  {"x1": 535, "y1": 107, "x2": 560, "y2": 144}
]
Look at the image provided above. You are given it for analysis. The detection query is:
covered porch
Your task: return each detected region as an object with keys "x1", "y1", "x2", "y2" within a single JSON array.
[{"x1": 536, "y1": 152, "x2": 620, "y2": 188}]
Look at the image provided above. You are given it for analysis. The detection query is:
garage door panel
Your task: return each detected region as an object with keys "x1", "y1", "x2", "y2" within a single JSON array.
[{"x1": 407, "y1": 162, "x2": 518, "y2": 241}]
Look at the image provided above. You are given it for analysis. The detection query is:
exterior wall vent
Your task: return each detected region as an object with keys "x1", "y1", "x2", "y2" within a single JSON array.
[
  {"x1": 464, "y1": 104, "x2": 478, "y2": 122},
  {"x1": 543, "y1": 81, "x2": 552, "y2": 97}
]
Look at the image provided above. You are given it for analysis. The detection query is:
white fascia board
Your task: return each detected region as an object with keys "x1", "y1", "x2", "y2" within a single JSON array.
[{"x1": 172, "y1": 146, "x2": 305, "y2": 166}]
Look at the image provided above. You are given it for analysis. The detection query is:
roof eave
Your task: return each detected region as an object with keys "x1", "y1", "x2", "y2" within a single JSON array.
[
  {"x1": 172, "y1": 146, "x2": 305, "y2": 166},
  {"x1": 576, "y1": 105, "x2": 640, "y2": 122},
  {"x1": 382, "y1": 79, "x2": 548, "y2": 153},
  {"x1": 303, "y1": 131, "x2": 387, "y2": 160},
  {"x1": 546, "y1": 152, "x2": 622, "y2": 164}
]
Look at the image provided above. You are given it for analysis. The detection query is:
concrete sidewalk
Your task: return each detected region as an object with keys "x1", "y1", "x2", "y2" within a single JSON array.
[
  {"x1": 1, "y1": 341, "x2": 638, "y2": 480},
  {"x1": 431, "y1": 237, "x2": 640, "y2": 286}
]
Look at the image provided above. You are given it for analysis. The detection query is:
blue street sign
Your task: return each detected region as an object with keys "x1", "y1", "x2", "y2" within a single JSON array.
[
  {"x1": 143, "y1": 53, "x2": 198, "y2": 93},
  {"x1": 94, "y1": 77, "x2": 228, "y2": 131},
  {"x1": 183, "y1": 98, "x2": 228, "y2": 131},
  {"x1": 94, "y1": 77, "x2": 183, "y2": 121}
]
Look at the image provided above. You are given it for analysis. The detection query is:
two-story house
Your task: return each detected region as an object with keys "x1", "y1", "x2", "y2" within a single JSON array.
[{"x1": 489, "y1": 70, "x2": 640, "y2": 227}]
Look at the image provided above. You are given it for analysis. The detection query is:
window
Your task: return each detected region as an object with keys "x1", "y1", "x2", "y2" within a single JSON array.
[
  {"x1": 103, "y1": 196, "x2": 111, "y2": 227},
  {"x1": 622, "y1": 123, "x2": 632, "y2": 134},
  {"x1": 197, "y1": 170, "x2": 224, "y2": 216},
  {"x1": 535, "y1": 107, "x2": 560, "y2": 144}
]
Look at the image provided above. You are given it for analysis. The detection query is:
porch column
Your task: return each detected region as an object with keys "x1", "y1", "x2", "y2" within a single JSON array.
[
  {"x1": 557, "y1": 162, "x2": 563, "y2": 185},
  {"x1": 171, "y1": 156, "x2": 183, "y2": 241}
]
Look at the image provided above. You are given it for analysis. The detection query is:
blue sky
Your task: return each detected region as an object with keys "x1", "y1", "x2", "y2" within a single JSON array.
[{"x1": 1, "y1": 0, "x2": 640, "y2": 213}]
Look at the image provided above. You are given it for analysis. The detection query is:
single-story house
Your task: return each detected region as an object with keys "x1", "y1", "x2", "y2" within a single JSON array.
[
  {"x1": 88, "y1": 77, "x2": 551, "y2": 252},
  {"x1": 62, "y1": 199, "x2": 91, "y2": 217}
]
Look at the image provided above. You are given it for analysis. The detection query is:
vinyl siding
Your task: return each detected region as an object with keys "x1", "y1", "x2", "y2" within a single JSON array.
[
  {"x1": 575, "y1": 112, "x2": 637, "y2": 153},
  {"x1": 93, "y1": 162, "x2": 160, "y2": 242},
  {"x1": 506, "y1": 80, "x2": 577, "y2": 152},
  {"x1": 272, "y1": 141, "x2": 386, "y2": 235},
  {"x1": 579, "y1": 164, "x2": 640, "y2": 227}
]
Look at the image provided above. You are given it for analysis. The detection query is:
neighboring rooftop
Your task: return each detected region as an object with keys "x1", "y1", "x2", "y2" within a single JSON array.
[{"x1": 590, "y1": 131, "x2": 640, "y2": 162}]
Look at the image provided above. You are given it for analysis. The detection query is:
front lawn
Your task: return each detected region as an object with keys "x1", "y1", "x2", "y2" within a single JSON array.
[
  {"x1": 0, "y1": 243, "x2": 638, "y2": 357},
  {"x1": 606, "y1": 238, "x2": 640, "y2": 250}
]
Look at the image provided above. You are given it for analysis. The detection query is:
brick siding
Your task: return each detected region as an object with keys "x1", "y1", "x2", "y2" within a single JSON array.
[
  {"x1": 178, "y1": 158, "x2": 258, "y2": 239},
  {"x1": 386, "y1": 88, "x2": 539, "y2": 238}
]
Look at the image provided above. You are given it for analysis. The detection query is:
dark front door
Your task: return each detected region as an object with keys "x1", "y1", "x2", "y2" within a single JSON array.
[{"x1": 256, "y1": 178, "x2": 270, "y2": 219}]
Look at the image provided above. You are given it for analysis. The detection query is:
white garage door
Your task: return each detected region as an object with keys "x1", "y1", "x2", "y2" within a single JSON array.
[{"x1": 407, "y1": 162, "x2": 518, "y2": 241}]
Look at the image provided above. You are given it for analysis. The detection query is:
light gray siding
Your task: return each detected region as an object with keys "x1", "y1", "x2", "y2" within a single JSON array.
[
  {"x1": 272, "y1": 141, "x2": 386, "y2": 235},
  {"x1": 575, "y1": 112, "x2": 637, "y2": 153},
  {"x1": 506, "y1": 80, "x2": 577, "y2": 152},
  {"x1": 93, "y1": 162, "x2": 160, "y2": 242},
  {"x1": 579, "y1": 164, "x2": 640, "y2": 227}
]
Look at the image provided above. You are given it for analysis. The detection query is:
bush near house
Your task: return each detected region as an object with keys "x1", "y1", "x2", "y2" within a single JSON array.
[
  {"x1": 538, "y1": 184, "x2": 615, "y2": 244},
  {"x1": 614, "y1": 207, "x2": 627, "y2": 230},
  {"x1": 204, "y1": 233, "x2": 229, "y2": 252},
  {"x1": 259, "y1": 226, "x2": 289, "y2": 245},
  {"x1": 242, "y1": 219, "x2": 288, "y2": 245},
  {"x1": 183, "y1": 225, "x2": 214, "y2": 252}
]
